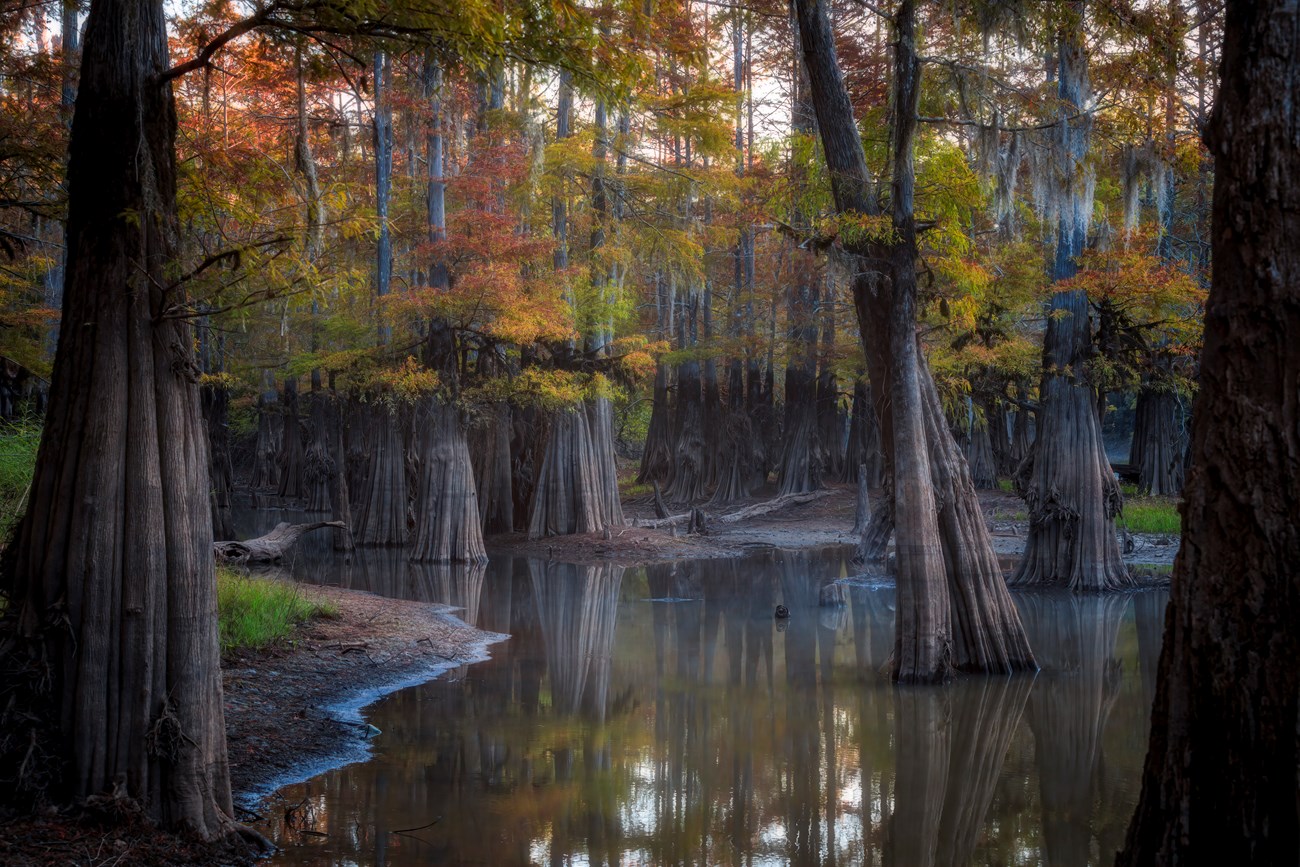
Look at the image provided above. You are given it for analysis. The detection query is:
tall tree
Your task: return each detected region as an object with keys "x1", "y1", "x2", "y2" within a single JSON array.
[
  {"x1": 1011, "y1": 2, "x2": 1131, "y2": 591},
  {"x1": 0, "y1": 0, "x2": 236, "y2": 837},
  {"x1": 1117, "y1": 0, "x2": 1300, "y2": 859},
  {"x1": 793, "y1": 0, "x2": 1035, "y2": 681}
]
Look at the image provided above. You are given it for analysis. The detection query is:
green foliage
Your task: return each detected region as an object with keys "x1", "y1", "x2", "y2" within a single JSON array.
[
  {"x1": 0, "y1": 420, "x2": 39, "y2": 541},
  {"x1": 1118, "y1": 497, "x2": 1182, "y2": 535},
  {"x1": 216, "y1": 567, "x2": 337, "y2": 654}
]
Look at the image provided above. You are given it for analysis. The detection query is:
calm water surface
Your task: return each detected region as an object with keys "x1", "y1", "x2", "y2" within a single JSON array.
[{"x1": 239, "y1": 509, "x2": 1166, "y2": 867}]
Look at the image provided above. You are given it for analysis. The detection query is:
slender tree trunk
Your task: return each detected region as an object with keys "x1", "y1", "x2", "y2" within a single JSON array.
[
  {"x1": 0, "y1": 0, "x2": 235, "y2": 836},
  {"x1": 1118, "y1": 0, "x2": 1300, "y2": 858}
]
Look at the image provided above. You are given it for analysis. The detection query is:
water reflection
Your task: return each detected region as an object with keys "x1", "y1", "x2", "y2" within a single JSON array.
[{"x1": 253, "y1": 541, "x2": 1166, "y2": 867}]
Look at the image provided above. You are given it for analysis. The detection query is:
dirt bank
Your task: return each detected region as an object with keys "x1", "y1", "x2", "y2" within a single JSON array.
[{"x1": 223, "y1": 583, "x2": 506, "y2": 807}]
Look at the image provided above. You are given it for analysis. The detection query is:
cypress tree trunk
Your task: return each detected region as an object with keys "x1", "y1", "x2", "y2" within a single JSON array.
[
  {"x1": 250, "y1": 385, "x2": 279, "y2": 490},
  {"x1": 304, "y1": 377, "x2": 333, "y2": 513},
  {"x1": 964, "y1": 417, "x2": 997, "y2": 490},
  {"x1": 410, "y1": 399, "x2": 486, "y2": 563},
  {"x1": 326, "y1": 378, "x2": 352, "y2": 552},
  {"x1": 199, "y1": 326, "x2": 233, "y2": 540},
  {"x1": 354, "y1": 404, "x2": 407, "y2": 546},
  {"x1": 777, "y1": 267, "x2": 822, "y2": 496},
  {"x1": 1118, "y1": 0, "x2": 1300, "y2": 858},
  {"x1": 666, "y1": 290, "x2": 708, "y2": 503},
  {"x1": 842, "y1": 377, "x2": 884, "y2": 487},
  {"x1": 816, "y1": 284, "x2": 842, "y2": 479},
  {"x1": 1012, "y1": 5, "x2": 1131, "y2": 591},
  {"x1": 276, "y1": 376, "x2": 305, "y2": 501},
  {"x1": 1131, "y1": 384, "x2": 1183, "y2": 496},
  {"x1": 793, "y1": 0, "x2": 1035, "y2": 678},
  {"x1": 527, "y1": 407, "x2": 604, "y2": 539},
  {"x1": 0, "y1": 0, "x2": 235, "y2": 836}
]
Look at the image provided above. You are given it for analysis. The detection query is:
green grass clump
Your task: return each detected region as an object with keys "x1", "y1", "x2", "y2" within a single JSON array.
[
  {"x1": 1118, "y1": 497, "x2": 1181, "y2": 535},
  {"x1": 0, "y1": 421, "x2": 41, "y2": 541},
  {"x1": 217, "y1": 567, "x2": 337, "y2": 653}
]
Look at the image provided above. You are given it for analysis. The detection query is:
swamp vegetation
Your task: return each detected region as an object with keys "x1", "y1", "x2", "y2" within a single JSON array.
[{"x1": 0, "y1": 0, "x2": 1296, "y2": 861}]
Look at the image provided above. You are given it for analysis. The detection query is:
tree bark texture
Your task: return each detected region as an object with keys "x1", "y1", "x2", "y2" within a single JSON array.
[
  {"x1": 214, "y1": 521, "x2": 347, "y2": 564},
  {"x1": 410, "y1": 401, "x2": 487, "y2": 563},
  {"x1": 0, "y1": 0, "x2": 234, "y2": 836},
  {"x1": 354, "y1": 404, "x2": 408, "y2": 546},
  {"x1": 1118, "y1": 0, "x2": 1300, "y2": 860},
  {"x1": 304, "y1": 388, "x2": 333, "y2": 513},
  {"x1": 1012, "y1": 289, "x2": 1132, "y2": 591},
  {"x1": 1130, "y1": 385, "x2": 1184, "y2": 496}
]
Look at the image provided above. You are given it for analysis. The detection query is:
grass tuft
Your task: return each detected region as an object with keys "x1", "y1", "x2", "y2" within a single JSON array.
[
  {"x1": 0, "y1": 421, "x2": 40, "y2": 541},
  {"x1": 216, "y1": 567, "x2": 337, "y2": 654},
  {"x1": 1118, "y1": 497, "x2": 1182, "y2": 535}
]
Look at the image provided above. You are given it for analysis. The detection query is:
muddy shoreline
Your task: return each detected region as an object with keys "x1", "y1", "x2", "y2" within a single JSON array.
[{"x1": 224, "y1": 585, "x2": 506, "y2": 809}]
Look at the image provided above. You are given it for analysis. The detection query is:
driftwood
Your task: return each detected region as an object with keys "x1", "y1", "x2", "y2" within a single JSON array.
[
  {"x1": 634, "y1": 489, "x2": 832, "y2": 529},
  {"x1": 214, "y1": 521, "x2": 348, "y2": 563}
]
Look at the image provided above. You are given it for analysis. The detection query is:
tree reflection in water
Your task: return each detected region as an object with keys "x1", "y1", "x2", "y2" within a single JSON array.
[{"x1": 259, "y1": 548, "x2": 1162, "y2": 867}]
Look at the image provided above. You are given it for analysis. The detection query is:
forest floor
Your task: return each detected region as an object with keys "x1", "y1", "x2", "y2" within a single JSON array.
[
  {"x1": 0, "y1": 584, "x2": 505, "y2": 867},
  {"x1": 493, "y1": 480, "x2": 1181, "y2": 577}
]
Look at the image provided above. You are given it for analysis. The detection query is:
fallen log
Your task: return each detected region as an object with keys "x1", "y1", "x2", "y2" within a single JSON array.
[
  {"x1": 633, "y1": 489, "x2": 832, "y2": 529},
  {"x1": 214, "y1": 521, "x2": 348, "y2": 563}
]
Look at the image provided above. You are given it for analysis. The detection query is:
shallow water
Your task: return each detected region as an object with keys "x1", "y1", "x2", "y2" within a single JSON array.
[{"x1": 237, "y1": 510, "x2": 1166, "y2": 867}]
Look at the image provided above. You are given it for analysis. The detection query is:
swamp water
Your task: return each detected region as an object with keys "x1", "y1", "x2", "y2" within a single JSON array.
[{"x1": 236, "y1": 511, "x2": 1167, "y2": 866}]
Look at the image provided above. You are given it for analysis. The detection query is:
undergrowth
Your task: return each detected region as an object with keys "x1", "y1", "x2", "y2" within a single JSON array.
[
  {"x1": 0, "y1": 420, "x2": 40, "y2": 542},
  {"x1": 1119, "y1": 497, "x2": 1182, "y2": 535},
  {"x1": 216, "y1": 567, "x2": 337, "y2": 654}
]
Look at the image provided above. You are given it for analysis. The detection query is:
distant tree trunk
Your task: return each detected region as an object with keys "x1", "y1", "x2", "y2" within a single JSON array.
[
  {"x1": 199, "y1": 323, "x2": 233, "y2": 539},
  {"x1": 304, "y1": 374, "x2": 332, "y2": 513},
  {"x1": 1131, "y1": 384, "x2": 1183, "y2": 496},
  {"x1": 964, "y1": 415, "x2": 998, "y2": 490},
  {"x1": 1012, "y1": 5, "x2": 1131, "y2": 591},
  {"x1": 250, "y1": 383, "x2": 279, "y2": 490},
  {"x1": 373, "y1": 50, "x2": 393, "y2": 339},
  {"x1": 354, "y1": 404, "x2": 407, "y2": 545},
  {"x1": 816, "y1": 283, "x2": 842, "y2": 479},
  {"x1": 277, "y1": 377, "x2": 305, "y2": 501},
  {"x1": 777, "y1": 266, "x2": 822, "y2": 496},
  {"x1": 0, "y1": 0, "x2": 235, "y2": 837},
  {"x1": 666, "y1": 289, "x2": 709, "y2": 503},
  {"x1": 985, "y1": 397, "x2": 1015, "y2": 477},
  {"x1": 327, "y1": 376, "x2": 352, "y2": 552},
  {"x1": 842, "y1": 377, "x2": 884, "y2": 487},
  {"x1": 1118, "y1": 0, "x2": 1300, "y2": 858}
]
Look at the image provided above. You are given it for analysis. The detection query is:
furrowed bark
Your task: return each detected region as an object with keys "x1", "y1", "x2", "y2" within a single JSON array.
[
  {"x1": 1118, "y1": 0, "x2": 1300, "y2": 858},
  {"x1": 0, "y1": 0, "x2": 235, "y2": 837}
]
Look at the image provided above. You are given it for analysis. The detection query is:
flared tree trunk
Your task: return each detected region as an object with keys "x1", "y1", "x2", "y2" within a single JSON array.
[
  {"x1": 1118, "y1": 1, "x2": 1300, "y2": 858},
  {"x1": 0, "y1": 0, "x2": 235, "y2": 836},
  {"x1": 410, "y1": 399, "x2": 487, "y2": 563},
  {"x1": 1131, "y1": 384, "x2": 1183, "y2": 496},
  {"x1": 708, "y1": 357, "x2": 756, "y2": 506},
  {"x1": 665, "y1": 292, "x2": 708, "y2": 503},
  {"x1": 816, "y1": 286, "x2": 842, "y2": 479},
  {"x1": 636, "y1": 359, "x2": 675, "y2": 486},
  {"x1": 528, "y1": 407, "x2": 603, "y2": 538},
  {"x1": 303, "y1": 378, "x2": 333, "y2": 513},
  {"x1": 964, "y1": 417, "x2": 998, "y2": 490},
  {"x1": 250, "y1": 387, "x2": 279, "y2": 490},
  {"x1": 326, "y1": 378, "x2": 352, "y2": 552},
  {"x1": 1012, "y1": 7, "x2": 1130, "y2": 592},
  {"x1": 777, "y1": 268, "x2": 822, "y2": 496},
  {"x1": 277, "y1": 376, "x2": 305, "y2": 501},
  {"x1": 1012, "y1": 290, "x2": 1131, "y2": 590},
  {"x1": 354, "y1": 404, "x2": 407, "y2": 546},
  {"x1": 471, "y1": 403, "x2": 514, "y2": 533}
]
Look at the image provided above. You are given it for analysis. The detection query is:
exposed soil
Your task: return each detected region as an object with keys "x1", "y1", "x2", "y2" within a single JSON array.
[
  {"x1": 493, "y1": 480, "x2": 1181, "y2": 574},
  {"x1": 222, "y1": 583, "x2": 506, "y2": 805}
]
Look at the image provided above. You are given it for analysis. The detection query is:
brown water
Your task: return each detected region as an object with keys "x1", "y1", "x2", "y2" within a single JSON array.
[{"x1": 239, "y1": 520, "x2": 1165, "y2": 867}]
